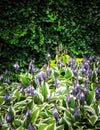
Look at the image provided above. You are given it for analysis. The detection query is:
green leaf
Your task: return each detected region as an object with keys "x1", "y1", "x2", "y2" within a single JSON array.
[
  {"x1": 31, "y1": 107, "x2": 41, "y2": 123},
  {"x1": 38, "y1": 124, "x2": 48, "y2": 130},
  {"x1": 56, "y1": 86, "x2": 67, "y2": 96},
  {"x1": 47, "y1": 123, "x2": 56, "y2": 130},
  {"x1": 14, "y1": 119, "x2": 22, "y2": 127},
  {"x1": 89, "y1": 115, "x2": 98, "y2": 126},
  {"x1": 56, "y1": 125, "x2": 64, "y2": 130},
  {"x1": 65, "y1": 68, "x2": 73, "y2": 79},
  {"x1": 41, "y1": 83, "x2": 50, "y2": 101},
  {"x1": 86, "y1": 91, "x2": 94, "y2": 105}
]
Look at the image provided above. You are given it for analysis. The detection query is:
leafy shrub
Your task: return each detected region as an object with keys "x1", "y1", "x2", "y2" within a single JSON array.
[
  {"x1": 0, "y1": 0, "x2": 99, "y2": 70},
  {"x1": 0, "y1": 54, "x2": 100, "y2": 129}
]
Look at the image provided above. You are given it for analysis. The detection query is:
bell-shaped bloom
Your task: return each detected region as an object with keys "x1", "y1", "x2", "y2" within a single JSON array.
[
  {"x1": 28, "y1": 123, "x2": 35, "y2": 130},
  {"x1": 95, "y1": 86, "x2": 100, "y2": 100},
  {"x1": 5, "y1": 111, "x2": 12, "y2": 123},
  {"x1": 13, "y1": 61, "x2": 20, "y2": 71},
  {"x1": 74, "y1": 106, "x2": 79, "y2": 119},
  {"x1": 53, "y1": 104, "x2": 59, "y2": 121},
  {"x1": 25, "y1": 85, "x2": 36, "y2": 96},
  {"x1": 79, "y1": 92, "x2": 85, "y2": 105},
  {"x1": 0, "y1": 75, "x2": 3, "y2": 82},
  {"x1": 29, "y1": 60, "x2": 35, "y2": 73}
]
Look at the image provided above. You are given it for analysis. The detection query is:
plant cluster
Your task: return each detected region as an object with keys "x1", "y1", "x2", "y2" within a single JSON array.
[{"x1": 0, "y1": 54, "x2": 100, "y2": 130}]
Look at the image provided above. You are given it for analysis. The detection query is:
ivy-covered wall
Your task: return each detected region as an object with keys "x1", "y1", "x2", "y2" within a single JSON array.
[{"x1": 0, "y1": 0, "x2": 99, "y2": 69}]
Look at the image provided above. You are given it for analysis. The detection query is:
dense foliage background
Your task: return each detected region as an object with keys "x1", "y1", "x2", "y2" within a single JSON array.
[{"x1": 0, "y1": 0, "x2": 100, "y2": 70}]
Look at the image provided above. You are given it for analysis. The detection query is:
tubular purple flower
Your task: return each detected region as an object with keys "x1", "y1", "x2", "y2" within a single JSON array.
[
  {"x1": 6, "y1": 77, "x2": 11, "y2": 85},
  {"x1": 26, "y1": 107, "x2": 31, "y2": 120},
  {"x1": 5, "y1": 111, "x2": 12, "y2": 123},
  {"x1": 0, "y1": 75, "x2": 3, "y2": 82},
  {"x1": 25, "y1": 85, "x2": 36, "y2": 96},
  {"x1": 41, "y1": 72, "x2": 47, "y2": 81},
  {"x1": 84, "y1": 85, "x2": 89, "y2": 97},
  {"x1": 97, "y1": 66, "x2": 100, "y2": 74},
  {"x1": 66, "y1": 94, "x2": 72, "y2": 105},
  {"x1": 53, "y1": 104, "x2": 59, "y2": 121},
  {"x1": 68, "y1": 58, "x2": 75, "y2": 68},
  {"x1": 79, "y1": 92, "x2": 85, "y2": 105},
  {"x1": 80, "y1": 67, "x2": 86, "y2": 75},
  {"x1": 87, "y1": 68, "x2": 92, "y2": 79},
  {"x1": 72, "y1": 87, "x2": 77, "y2": 96},
  {"x1": 89, "y1": 56, "x2": 95, "y2": 62},
  {"x1": 47, "y1": 67, "x2": 52, "y2": 75},
  {"x1": 13, "y1": 61, "x2": 20, "y2": 71},
  {"x1": 74, "y1": 106, "x2": 79, "y2": 119},
  {"x1": 5, "y1": 69, "x2": 10, "y2": 77},
  {"x1": 28, "y1": 123, "x2": 35, "y2": 130},
  {"x1": 29, "y1": 60, "x2": 35, "y2": 73},
  {"x1": 4, "y1": 92, "x2": 11, "y2": 103},
  {"x1": 54, "y1": 78, "x2": 59, "y2": 88},
  {"x1": 95, "y1": 86, "x2": 100, "y2": 100},
  {"x1": 18, "y1": 82, "x2": 24, "y2": 93}
]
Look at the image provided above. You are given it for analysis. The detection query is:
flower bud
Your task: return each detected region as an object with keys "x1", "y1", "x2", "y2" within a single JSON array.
[
  {"x1": 28, "y1": 123, "x2": 35, "y2": 130},
  {"x1": 29, "y1": 60, "x2": 35, "y2": 73},
  {"x1": 0, "y1": 75, "x2": 3, "y2": 82},
  {"x1": 5, "y1": 69, "x2": 10, "y2": 77},
  {"x1": 26, "y1": 107, "x2": 31, "y2": 120},
  {"x1": 95, "y1": 86, "x2": 100, "y2": 100},
  {"x1": 54, "y1": 78, "x2": 59, "y2": 88},
  {"x1": 79, "y1": 92, "x2": 85, "y2": 105},
  {"x1": 53, "y1": 104, "x2": 59, "y2": 121},
  {"x1": 6, "y1": 77, "x2": 11, "y2": 85},
  {"x1": 25, "y1": 85, "x2": 36, "y2": 96},
  {"x1": 74, "y1": 106, "x2": 79, "y2": 119},
  {"x1": 13, "y1": 61, "x2": 20, "y2": 71},
  {"x1": 66, "y1": 94, "x2": 72, "y2": 105},
  {"x1": 5, "y1": 111, "x2": 12, "y2": 123}
]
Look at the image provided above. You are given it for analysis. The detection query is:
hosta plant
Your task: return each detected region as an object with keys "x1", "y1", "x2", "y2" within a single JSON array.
[{"x1": 0, "y1": 54, "x2": 100, "y2": 130}]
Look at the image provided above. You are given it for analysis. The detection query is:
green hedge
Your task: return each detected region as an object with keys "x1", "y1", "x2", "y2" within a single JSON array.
[{"x1": 0, "y1": 0, "x2": 99, "y2": 69}]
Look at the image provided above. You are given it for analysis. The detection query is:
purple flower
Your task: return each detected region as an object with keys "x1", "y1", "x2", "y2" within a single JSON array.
[
  {"x1": 5, "y1": 111, "x2": 12, "y2": 123},
  {"x1": 6, "y1": 77, "x2": 11, "y2": 85},
  {"x1": 89, "y1": 56, "x2": 95, "y2": 62},
  {"x1": 74, "y1": 106, "x2": 79, "y2": 119},
  {"x1": 0, "y1": 75, "x2": 3, "y2": 82},
  {"x1": 53, "y1": 104, "x2": 59, "y2": 121},
  {"x1": 87, "y1": 68, "x2": 92, "y2": 79},
  {"x1": 84, "y1": 86, "x2": 89, "y2": 97},
  {"x1": 4, "y1": 92, "x2": 11, "y2": 103},
  {"x1": 41, "y1": 72, "x2": 47, "y2": 81},
  {"x1": 5, "y1": 69, "x2": 10, "y2": 77},
  {"x1": 47, "y1": 68, "x2": 52, "y2": 75},
  {"x1": 79, "y1": 92, "x2": 85, "y2": 105},
  {"x1": 18, "y1": 82, "x2": 24, "y2": 93},
  {"x1": 54, "y1": 78, "x2": 59, "y2": 88},
  {"x1": 29, "y1": 60, "x2": 35, "y2": 73},
  {"x1": 80, "y1": 67, "x2": 86, "y2": 75},
  {"x1": 68, "y1": 58, "x2": 75, "y2": 68},
  {"x1": 26, "y1": 107, "x2": 31, "y2": 120},
  {"x1": 28, "y1": 123, "x2": 35, "y2": 130},
  {"x1": 72, "y1": 87, "x2": 77, "y2": 96},
  {"x1": 66, "y1": 94, "x2": 72, "y2": 105},
  {"x1": 97, "y1": 66, "x2": 100, "y2": 74},
  {"x1": 13, "y1": 61, "x2": 20, "y2": 71},
  {"x1": 25, "y1": 85, "x2": 36, "y2": 96},
  {"x1": 95, "y1": 86, "x2": 100, "y2": 100}
]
